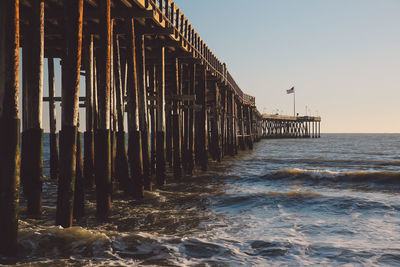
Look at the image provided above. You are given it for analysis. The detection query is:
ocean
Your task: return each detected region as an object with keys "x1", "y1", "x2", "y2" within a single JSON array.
[{"x1": 2, "y1": 134, "x2": 400, "y2": 266}]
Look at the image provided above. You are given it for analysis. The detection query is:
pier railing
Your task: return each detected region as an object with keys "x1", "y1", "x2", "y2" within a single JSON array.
[{"x1": 142, "y1": 0, "x2": 254, "y2": 104}]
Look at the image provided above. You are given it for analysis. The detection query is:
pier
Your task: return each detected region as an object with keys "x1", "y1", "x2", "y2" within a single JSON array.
[
  {"x1": 0, "y1": 0, "x2": 320, "y2": 256},
  {"x1": 262, "y1": 115, "x2": 321, "y2": 139}
]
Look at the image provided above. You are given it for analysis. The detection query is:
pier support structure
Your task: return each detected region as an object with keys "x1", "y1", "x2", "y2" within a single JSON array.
[
  {"x1": 0, "y1": 0, "x2": 20, "y2": 256},
  {"x1": 1, "y1": 0, "x2": 325, "y2": 254},
  {"x1": 261, "y1": 115, "x2": 321, "y2": 139}
]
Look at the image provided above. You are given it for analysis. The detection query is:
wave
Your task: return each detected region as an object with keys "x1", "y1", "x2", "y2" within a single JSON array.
[
  {"x1": 268, "y1": 169, "x2": 400, "y2": 185},
  {"x1": 18, "y1": 225, "x2": 112, "y2": 259},
  {"x1": 259, "y1": 157, "x2": 400, "y2": 168}
]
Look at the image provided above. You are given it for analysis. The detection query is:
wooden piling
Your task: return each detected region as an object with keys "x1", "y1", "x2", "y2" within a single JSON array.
[
  {"x1": 232, "y1": 93, "x2": 238, "y2": 155},
  {"x1": 113, "y1": 34, "x2": 130, "y2": 193},
  {"x1": 222, "y1": 87, "x2": 228, "y2": 157},
  {"x1": 172, "y1": 58, "x2": 182, "y2": 180},
  {"x1": 182, "y1": 63, "x2": 189, "y2": 173},
  {"x1": 73, "y1": 129, "x2": 85, "y2": 218},
  {"x1": 187, "y1": 63, "x2": 196, "y2": 174},
  {"x1": 318, "y1": 121, "x2": 321, "y2": 138},
  {"x1": 84, "y1": 35, "x2": 95, "y2": 188},
  {"x1": 210, "y1": 81, "x2": 221, "y2": 162},
  {"x1": 21, "y1": 0, "x2": 44, "y2": 217},
  {"x1": 239, "y1": 104, "x2": 246, "y2": 150},
  {"x1": 196, "y1": 64, "x2": 208, "y2": 171},
  {"x1": 126, "y1": 18, "x2": 144, "y2": 198},
  {"x1": 247, "y1": 106, "x2": 253, "y2": 149},
  {"x1": 94, "y1": 0, "x2": 112, "y2": 217},
  {"x1": 137, "y1": 35, "x2": 151, "y2": 190},
  {"x1": 48, "y1": 58, "x2": 59, "y2": 180},
  {"x1": 155, "y1": 45, "x2": 166, "y2": 185},
  {"x1": 0, "y1": 0, "x2": 20, "y2": 256},
  {"x1": 56, "y1": 0, "x2": 83, "y2": 227},
  {"x1": 110, "y1": 21, "x2": 117, "y2": 188},
  {"x1": 228, "y1": 90, "x2": 235, "y2": 156},
  {"x1": 149, "y1": 65, "x2": 157, "y2": 175}
]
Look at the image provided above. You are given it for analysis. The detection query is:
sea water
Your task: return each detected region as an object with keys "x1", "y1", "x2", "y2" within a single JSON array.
[{"x1": 2, "y1": 134, "x2": 400, "y2": 266}]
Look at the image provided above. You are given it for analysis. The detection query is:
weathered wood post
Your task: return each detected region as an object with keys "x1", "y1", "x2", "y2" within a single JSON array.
[
  {"x1": 113, "y1": 34, "x2": 130, "y2": 192},
  {"x1": 56, "y1": 0, "x2": 83, "y2": 227},
  {"x1": 172, "y1": 58, "x2": 182, "y2": 180},
  {"x1": 0, "y1": 0, "x2": 20, "y2": 255},
  {"x1": 222, "y1": 87, "x2": 228, "y2": 156},
  {"x1": 312, "y1": 121, "x2": 315, "y2": 138},
  {"x1": 48, "y1": 58, "x2": 59, "y2": 180},
  {"x1": 227, "y1": 90, "x2": 235, "y2": 156},
  {"x1": 149, "y1": 65, "x2": 157, "y2": 175},
  {"x1": 21, "y1": 0, "x2": 44, "y2": 216},
  {"x1": 232, "y1": 94, "x2": 238, "y2": 154},
  {"x1": 210, "y1": 81, "x2": 221, "y2": 162},
  {"x1": 239, "y1": 103, "x2": 246, "y2": 150},
  {"x1": 182, "y1": 63, "x2": 189, "y2": 173},
  {"x1": 110, "y1": 21, "x2": 117, "y2": 187},
  {"x1": 155, "y1": 45, "x2": 166, "y2": 185},
  {"x1": 165, "y1": 96, "x2": 172, "y2": 168},
  {"x1": 187, "y1": 63, "x2": 196, "y2": 174},
  {"x1": 318, "y1": 121, "x2": 321, "y2": 138},
  {"x1": 94, "y1": 0, "x2": 112, "y2": 218},
  {"x1": 127, "y1": 19, "x2": 144, "y2": 198},
  {"x1": 84, "y1": 35, "x2": 95, "y2": 188},
  {"x1": 137, "y1": 34, "x2": 152, "y2": 190},
  {"x1": 196, "y1": 64, "x2": 208, "y2": 170},
  {"x1": 247, "y1": 106, "x2": 253, "y2": 149},
  {"x1": 74, "y1": 120, "x2": 84, "y2": 218}
]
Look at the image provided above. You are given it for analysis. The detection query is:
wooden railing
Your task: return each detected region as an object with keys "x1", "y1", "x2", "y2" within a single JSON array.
[
  {"x1": 243, "y1": 93, "x2": 255, "y2": 106},
  {"x1": 262, "y1": 114, "x2": 321, "y2": 122},
  {"x1": 143, "y1": 0, "x2": 254, "y2": 103}
]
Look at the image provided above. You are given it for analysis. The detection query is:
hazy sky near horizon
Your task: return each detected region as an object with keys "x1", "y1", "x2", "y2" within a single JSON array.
[{"x1": 172, "y1": 0, "x2": 400, "y2": 133}]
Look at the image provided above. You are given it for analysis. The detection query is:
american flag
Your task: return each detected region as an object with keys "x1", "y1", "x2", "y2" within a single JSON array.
[{"x1": 286, "y1": 87, "x2": 295, "y2": 94}]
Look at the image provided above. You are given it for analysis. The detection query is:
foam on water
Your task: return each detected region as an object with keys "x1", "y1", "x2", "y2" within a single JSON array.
[{"x1": 2, "y1": 134, "x2": 400, "y2": 266}]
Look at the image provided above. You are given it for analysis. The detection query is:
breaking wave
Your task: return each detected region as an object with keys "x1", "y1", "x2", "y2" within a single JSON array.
[{"x1": 267, "y1": 169, "x2": 400, "y2": 185}]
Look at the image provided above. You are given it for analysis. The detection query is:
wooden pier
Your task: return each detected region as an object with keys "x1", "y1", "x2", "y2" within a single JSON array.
[
  {"x1": 261, "y1": 114, "x2": 321, "y2": 138},
  {"x1": 0, "y1": 0, "x2": 321, "y2": 256}
]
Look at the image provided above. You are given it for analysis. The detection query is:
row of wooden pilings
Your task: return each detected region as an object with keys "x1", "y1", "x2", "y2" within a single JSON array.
[
  {"x1": 261, "y1": 118, "x2": 321, "y2": 139},
  {"x1": 0, "y1": 0, "x2": 262, "y2": 256}
]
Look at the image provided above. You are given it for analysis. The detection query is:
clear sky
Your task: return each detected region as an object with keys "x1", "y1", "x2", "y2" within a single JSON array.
[
  {"x1": 38, "y1": 0, "x2": 400, "y2": 133},
  {"x1": 172, "y1": 0, "x2": 400, "y2": 133}
]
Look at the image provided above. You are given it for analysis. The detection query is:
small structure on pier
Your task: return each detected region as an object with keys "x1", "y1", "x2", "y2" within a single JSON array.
[{"x1": 261, "y1": 114, "x2": 321, "y2": 138}]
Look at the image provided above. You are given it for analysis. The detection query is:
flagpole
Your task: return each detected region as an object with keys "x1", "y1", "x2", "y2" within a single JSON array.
[{"x1": 293, "y1": 89, "x2": 296, "y2": 117}]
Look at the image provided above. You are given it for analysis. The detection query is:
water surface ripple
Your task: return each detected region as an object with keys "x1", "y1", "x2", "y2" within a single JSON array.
[{"x1": 1, "y1": 134, "x2": 400, "y2": 266}]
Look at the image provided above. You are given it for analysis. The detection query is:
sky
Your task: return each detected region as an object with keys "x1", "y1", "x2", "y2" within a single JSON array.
[
  {"x1": 38, "y1": 0, "x2": 400, "y2": 133},
  {"x1": 172, "y1": 0, "x2": 400, "y2": 133}
]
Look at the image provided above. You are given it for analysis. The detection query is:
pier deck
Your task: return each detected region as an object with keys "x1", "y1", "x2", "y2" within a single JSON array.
[{"x1": 261, "y1": 114, "x2": 321, "y2": 138}]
